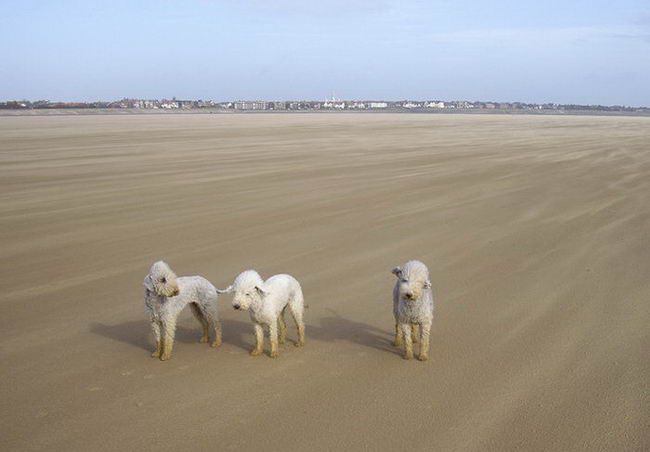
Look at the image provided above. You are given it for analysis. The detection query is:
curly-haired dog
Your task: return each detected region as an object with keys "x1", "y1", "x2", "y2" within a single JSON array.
[
  {"x1": 144, "y1": 261, "x2": 222, "y2": 361},
  {"x1": 219, "y1": 270, "x2": 305, "y2": 358},
  {"x1": 392, "y1": 260, "x2": 434, "y2": 361}
]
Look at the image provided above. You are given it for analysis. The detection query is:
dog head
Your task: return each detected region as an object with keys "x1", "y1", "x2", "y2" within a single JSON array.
[
  {"x1": 392, "y1": 260, "x2": 431, "y2": 302},
  {"x1": 229, "y1": 270, "x2": 265, "y2": 311},
  {"x1": 144, "y1": 261, "x2": 180, "y2": 297}
]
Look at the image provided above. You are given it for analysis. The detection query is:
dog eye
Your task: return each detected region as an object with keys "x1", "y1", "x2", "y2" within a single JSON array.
[{"x1": 161, "y1": 278, "x2": 166, "y2": 283}]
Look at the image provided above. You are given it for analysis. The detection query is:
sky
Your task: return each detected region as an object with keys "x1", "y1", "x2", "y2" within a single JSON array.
[{"x1": 1, "y1": 0, "x2": 649, "y2": 105}]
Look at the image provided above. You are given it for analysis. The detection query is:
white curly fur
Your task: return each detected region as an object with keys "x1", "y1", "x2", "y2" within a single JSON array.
[
  {"x1": 220, "y1": 269, "x2": 305, "y2": 358},
  {"x1": 144, "y1": 261, "x2": 222, "y2": 361},
  {"x1": 392, "y1": 260, "x2": 434, "y2": 361}
]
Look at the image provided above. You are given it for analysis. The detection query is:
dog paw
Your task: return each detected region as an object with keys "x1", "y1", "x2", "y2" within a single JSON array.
[
  {"x1": 159, "y1": 354, "x2": 171, "y2": 361},
  {"x1": 294, "y1": 341, "x2": 304, "y2": 347},
  {"x1": 210, "y1": 340, "x2": 221, "y2": 348},
  {"x1": 418, "y1": 355, "x2": 429, "y2": 361},
  {"x1": 269, "y1": 351, "x2": 279, "y2": 358},
  {"x1": 151, "y1": 351, "x2": 161, "y2": 358},
  {"x1": 250, "y1": 349, "x2": 262, "y2": 357},
  {"x1": 403, "y1": 353, "x2": 414, "y2": 360},
  {"x1": 199, "y1": 336, "x2": 209, "y2": 344}
]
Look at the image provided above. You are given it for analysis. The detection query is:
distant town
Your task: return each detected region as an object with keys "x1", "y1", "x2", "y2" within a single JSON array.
[{"x1": 1, "y1": 97, "x2": 648, "y2": 114}]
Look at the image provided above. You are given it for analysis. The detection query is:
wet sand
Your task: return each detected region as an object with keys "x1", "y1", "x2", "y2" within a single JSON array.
[{"x1": 1, "y1": 113, "x2": 648, "y2": 451}]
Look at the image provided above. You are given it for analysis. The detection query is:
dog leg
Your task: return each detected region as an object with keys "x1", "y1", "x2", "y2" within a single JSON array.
[
  {"x1": 150, "y1": 320, "x2": 162, "y2": 358},
  {"x1": 160, "y1": 318, "x2": 176, "y2": 361},
  {"x1": 189, "y1": 303, "x2": 209, "y2": 344},
  {"x1": 269, "y1": 322, "x2": 279, "y2": 358},
  {"x1": 211, "y1": 319, "x2": 222, "y2": 348},
  {"x1": 290, "y1": 306, "x2": 305, "y2": 347},
  {"x1": 202, "y1": 301, "x2": 222, "y2": 348},
  {"x1": 418, "y1": 322, "x2": 431, "y2": 361},
  {"x1": 296, "y1": 322, "x2": 305, "y2": 347},
  {"x1": 400, "y1": 323, "x2": 414, "y2": 360},
  {"x1": 278, "y1": 311, "x2": 287, "y2": 345},
  {"x1": 250, "y1": 323, "x2": 264, "y2": 356},
  {"x1": 411, "y1": 323, "x2": 419, "y2": 343},
  {"x1": 394, "y1": 322, "x2": 403, "y2": 347}
]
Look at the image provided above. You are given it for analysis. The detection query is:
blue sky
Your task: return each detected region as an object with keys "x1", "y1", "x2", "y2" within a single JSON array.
[{"x1": 1, "y1": 0, "x2": 648, "y2": 105}]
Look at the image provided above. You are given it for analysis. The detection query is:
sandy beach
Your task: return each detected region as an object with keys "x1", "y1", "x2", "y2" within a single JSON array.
[{"x1": 1, "y1": 113, "x2": 648, "y2": 451}]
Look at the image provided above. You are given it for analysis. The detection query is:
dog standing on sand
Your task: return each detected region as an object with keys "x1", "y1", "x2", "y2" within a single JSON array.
[
  {"x1": 219, "y1": 269, "x2": 305, "y2": 358},
  {"x1": 144, "y1": 261, "x2": 222, "y2": 361},
  {"x1": 392, "y1": 260, "x2": 434, "y2": 361}
]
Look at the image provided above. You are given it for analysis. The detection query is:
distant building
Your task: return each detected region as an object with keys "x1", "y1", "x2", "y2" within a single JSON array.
[
  {"x1": 175, "y1": 100, "x2": 195, "y2": 109},
  {"x1": 234, "y1": 101, "x2": 267, "y2": 110},
  {"x1": 160, "y1": 100, "x2": 179, "y2": 109},
  {"x1": 426, "y1": 101, "x2": 445, "y2": 108},
  {"x1": 322, "y1": 100, "x2": 345, "y2": 109},
  {"x1": 369, "y1": 102, "x2": 387, "y2": 108}
]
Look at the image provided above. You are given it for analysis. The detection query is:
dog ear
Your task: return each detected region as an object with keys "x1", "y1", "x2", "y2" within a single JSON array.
[
  {"x1": 424, "y1": 280, "x2": 432, "y2": 289},
  {"x1": 391, "y1": 266, "x2": 402, "y2": 277},
  {"x1": 143, "y1": 275, "x2": 154, "y2": 292},
  {"x1": 255, "y1": 286, "x2": 267, "y2": 297}
]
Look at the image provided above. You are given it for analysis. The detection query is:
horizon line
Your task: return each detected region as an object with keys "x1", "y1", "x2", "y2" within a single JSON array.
[{"x1": 2, "y1": 98, "x2": 648, "y2": 109}]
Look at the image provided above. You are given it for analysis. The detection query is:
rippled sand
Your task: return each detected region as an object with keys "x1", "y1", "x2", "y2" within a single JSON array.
[{"x1": 1, "y1": 113, "x2": 648, "y2": 451}]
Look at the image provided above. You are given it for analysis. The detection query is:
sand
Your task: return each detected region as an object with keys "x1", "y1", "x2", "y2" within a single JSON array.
[{"x1": 1, "y1": 113, "x2": 648, "y2": 451}]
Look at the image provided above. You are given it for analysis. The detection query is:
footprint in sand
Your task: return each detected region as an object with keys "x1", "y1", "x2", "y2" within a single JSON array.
[
  {"x1": 88, "y1": 386, "x2": 102, "y2": 391},
  {"x1": 121, "y1": 370, "x2": 133, "y2": 376}
]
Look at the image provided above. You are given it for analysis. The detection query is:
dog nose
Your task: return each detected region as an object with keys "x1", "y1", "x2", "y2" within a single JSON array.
[
  {"x1": 233, "y1": 304, "x2": 240, "y2": 310},
  {"x1": 405, "y1": 292, "x2": 414, "y2": 300}
]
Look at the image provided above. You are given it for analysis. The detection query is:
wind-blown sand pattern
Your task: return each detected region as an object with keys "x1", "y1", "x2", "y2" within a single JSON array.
[{"x1": 1, "y1": 114, "x2": 648, "y2": 451}]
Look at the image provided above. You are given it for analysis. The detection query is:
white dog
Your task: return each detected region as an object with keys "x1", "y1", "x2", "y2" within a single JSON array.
[
  {"x1": 219, "y1": 270, "x2": 305, "y2": 358},
  {"x1": 392, "y1": 260, "x2": 434, "y2": 361},
  {"x1": 144, "y1": 261, "x2": 222, "y2": 361}
]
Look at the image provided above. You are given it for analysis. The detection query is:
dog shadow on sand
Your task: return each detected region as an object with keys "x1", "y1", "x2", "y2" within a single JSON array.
[
  {"x1": 90, "y1": 310, "x2": 400, "y2": 356},
  {"x1": 89, "y1": 318, "x2": 255, "y2": 352},
  {"x1": 306, "y1": 308, "x2": 400, "y2": 356}
]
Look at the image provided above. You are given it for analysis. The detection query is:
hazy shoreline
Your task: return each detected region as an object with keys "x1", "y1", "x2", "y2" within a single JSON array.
[{"x1": 2, "y1": 107, "x2": 650, "y2": 117}]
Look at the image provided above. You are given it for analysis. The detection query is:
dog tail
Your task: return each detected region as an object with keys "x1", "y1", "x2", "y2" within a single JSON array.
[{"x1": 216, "y1": 285, "x2": 233, "y2": 295}]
